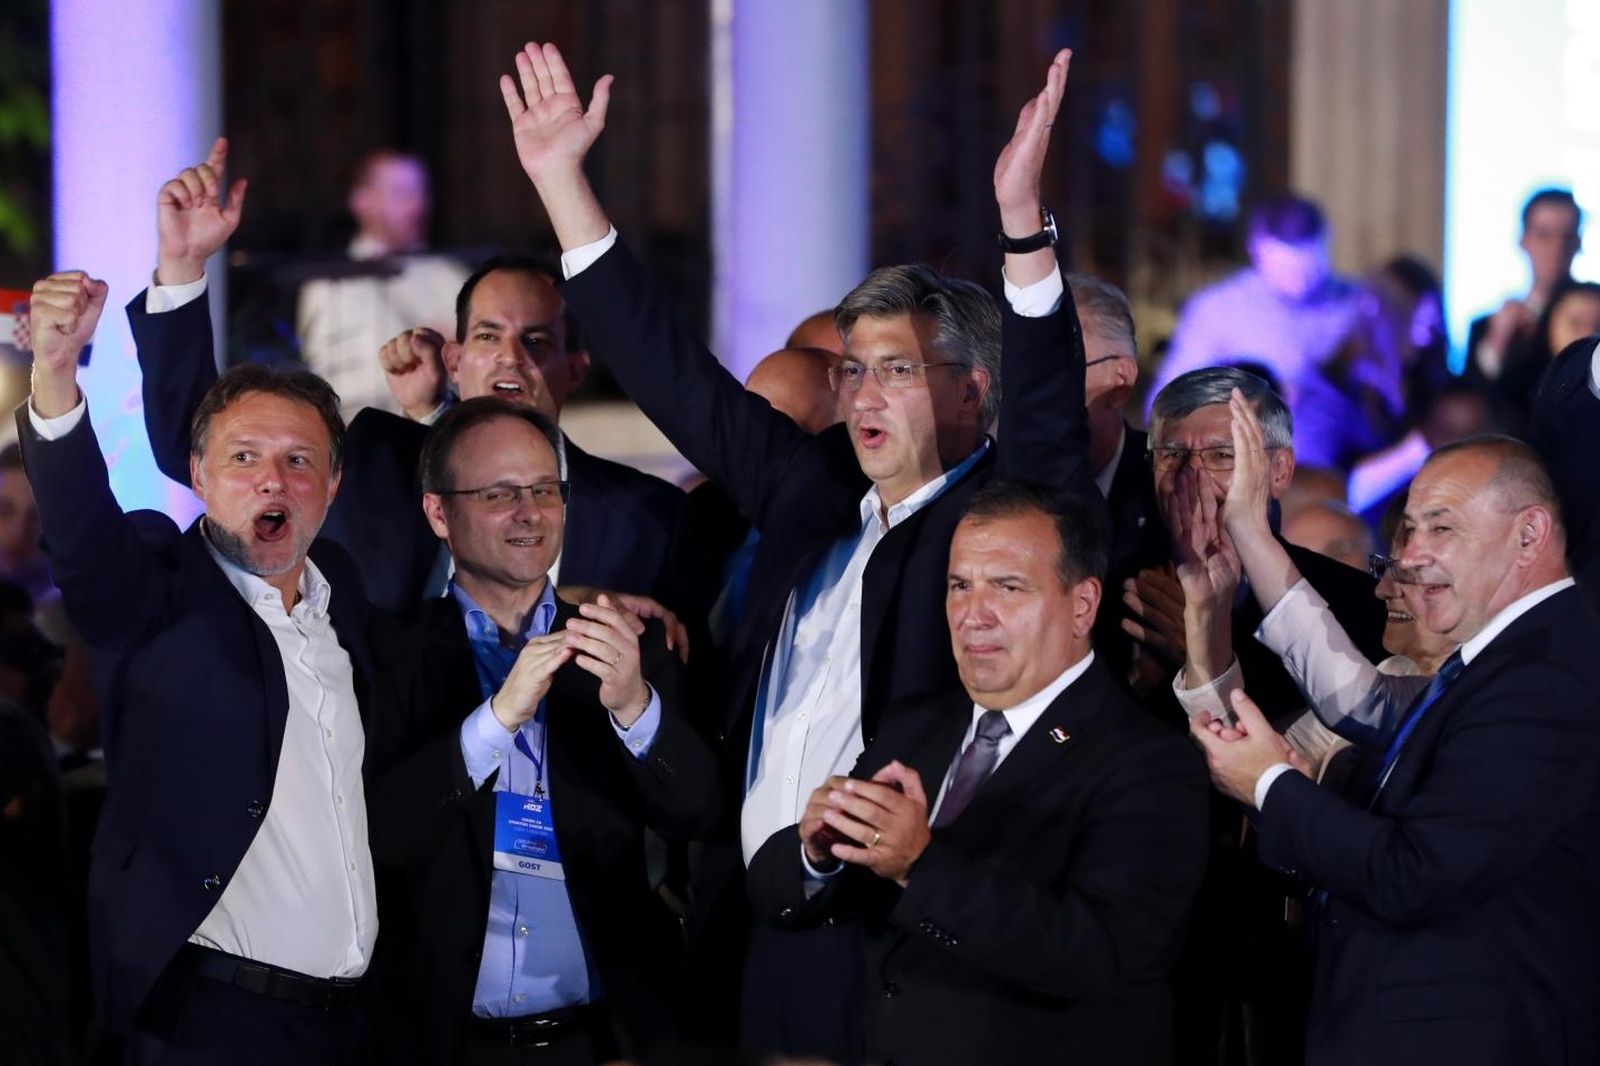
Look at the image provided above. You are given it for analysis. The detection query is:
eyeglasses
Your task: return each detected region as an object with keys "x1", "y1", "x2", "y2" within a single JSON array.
[
  {"x1": 1147, "y1": 445, "x2": 1282, "y2": 473},
  {"x1": 436, "y1": 480, "x2": 570, "y2": 511},
  {"x1": 1366, "y1": 553, "x2": 1419, "y2": 582},
  {"x1": 828, "y1": 360, "x2": 965, "y2": 392}
]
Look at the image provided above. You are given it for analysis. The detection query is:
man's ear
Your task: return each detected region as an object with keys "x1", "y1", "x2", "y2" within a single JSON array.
[
  {"x1": 1073, "y1": 576, "x2": 1103, "y2": 638},
  {"x1": 422, "y1": 493, "x2": 450, "y2": 541},
  {"x1": 967, "y1": 367, "x2": 992, "y2": 414},
  {"x1": 440, "y1": 340, "x2": 464, "y2": 382},
  {"x1": 189, "y1": 453, "x2": 206, "y2": 502},
  {"x1": 1267, "y1": 446, "x2": 1297, "y2": 499},
  {"x1": 564, "y1": 349, "x2": 591, "y2": 394}
]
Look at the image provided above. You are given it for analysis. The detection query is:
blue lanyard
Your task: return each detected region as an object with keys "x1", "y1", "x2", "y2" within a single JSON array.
[{"x1": 513, "y1": 715, "x2": 550, "y2": 798}]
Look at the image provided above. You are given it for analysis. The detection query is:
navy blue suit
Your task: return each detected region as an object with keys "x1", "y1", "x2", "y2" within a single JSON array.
[
  {"x1": 14, "y1": 405, "x2": 379, "y2": 1035},
  {"x1": 1256, "y1": 585, "x2": 1600, "y2": 1066},
  {"x1": 129, "y1": 291, "x2": 685, "y2": 612}
]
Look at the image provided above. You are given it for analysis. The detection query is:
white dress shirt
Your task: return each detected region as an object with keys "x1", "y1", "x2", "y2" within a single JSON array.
[{"x1": 190, "y1": 539, "x2": 377, "y2": 978}]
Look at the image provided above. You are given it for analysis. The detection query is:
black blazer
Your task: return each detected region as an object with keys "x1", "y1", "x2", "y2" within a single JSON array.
[
  {"x1": 746, "y1": 657, "x2": 1210, "y2": 1066},
  {"x1": 128, "y1": 291, "x2": 686, "y2": 611},
  {"x1": 1256, "y1": 585, "x2": 1600, "y2": 1066},
  {"x1": 15, "y1": 406, "x2": 379, "y2": 1034},
  {"x1": 364, "y1": 596, "x2": 720, "y2": 1062},
  {"x1": 1528, "y1": 335, "x2": 1600, "y2": 604},
  {"x1": 560, "y1": 241, "x2": 1101, "y2": 762}
]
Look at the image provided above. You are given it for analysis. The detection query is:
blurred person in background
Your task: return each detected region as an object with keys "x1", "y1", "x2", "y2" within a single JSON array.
[
  {"x1": 1147, "y1": 194, "x2": 1363, "y2": 450},
  {"x1": 1463, "y1": 188, "x2": 1583, "y2": 432},
  {"x1": 295, "y1": 149, "x2": 469, "y2": 416}
]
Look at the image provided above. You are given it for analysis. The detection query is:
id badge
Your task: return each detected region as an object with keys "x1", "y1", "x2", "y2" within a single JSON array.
[{"x1": 492, "y1": 791, "x2": 565, "y2": 881}]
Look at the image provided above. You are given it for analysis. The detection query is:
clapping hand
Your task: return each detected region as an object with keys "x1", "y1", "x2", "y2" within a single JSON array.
[
  {"x1": 816, "y1": 762, "x2": 932, "y2": 887},
  {"x1": 564, "y1": 594, "x2": 652, "y2": 726},
  {"x1": 1190, "y1": 688, "x2": 1312, "y2": 806}
]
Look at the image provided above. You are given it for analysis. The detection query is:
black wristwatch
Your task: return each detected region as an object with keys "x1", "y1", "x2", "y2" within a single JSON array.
[{"x1": 997, "y1": 208, "x2": 1058, "y2": 253}]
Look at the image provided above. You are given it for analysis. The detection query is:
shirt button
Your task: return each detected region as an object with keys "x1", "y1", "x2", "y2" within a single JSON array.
[
  {"x1": 348, "y1": 862, "x2": 357, "y2": 872},
  {"x1": 798, "y1": 713, "x2": 808, "y2": 721},
  {"x1": 518, "y1": 926, "x2": 530, "y2": 938},
  {"x1": 336, "y1": 795, "x2": 344, "y2": 806},
  {"x1": 785, "y1": 776, "x2": 794, "y2": 785},
  {"x1": 324, "y1": 729, "x2": 334, "y2": 739},
  {"x1": 513, "y1": 993, "x2": 526, "y2": 1003},
  {"x1": 491, "y1": 750, "x2": 503, "y2": 760}
]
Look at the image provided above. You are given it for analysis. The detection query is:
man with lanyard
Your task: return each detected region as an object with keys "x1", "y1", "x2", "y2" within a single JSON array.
[{"x1": 365, "y1": 396, "x2": 718, "y2": 1065}]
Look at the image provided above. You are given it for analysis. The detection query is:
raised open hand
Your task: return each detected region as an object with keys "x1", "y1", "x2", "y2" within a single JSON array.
[
  {"x1": 1167, "y1": 464, "x2": 1241, "y2": 608},
  {"x1": 1221, "y1": 389, "x2": 1275, "y2": 545},
  {"x1": 994, "y1": 49, "x2": 1071, "y2": 219},
  {"x1": 156, "y1": 137, "x2": 247, "y2": 286},
  {"x1": 500, "y1": 42, "x2": 613, "y2": 186}
]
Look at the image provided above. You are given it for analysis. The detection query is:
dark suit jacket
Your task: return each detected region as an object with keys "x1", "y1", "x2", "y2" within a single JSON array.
[
  {"x1": 1096, "y1": 423, "x2": 1170, "y2": 679},
  {"x1": 14, "y1": 405, "x2": 379, "y2": 1034},
  {"x1": 128, "y1": 291, "x2": 685, "y2": 611},
  {"x1": 1528, "y1": 335, "x2": 1600, "y2": 604},
  {"x1": 1256, "y1": 585, "x2": 1600, "y2": 1066},
  {"x1": 561, "y1": 241, "x2": 1099, "y2": 763},
  {"x1": 364, "y1": 595, "x2": 720, "y2": 1062},
  {"x1": 746, "y1": 657, "x2": 1210, "y2": 1066}
]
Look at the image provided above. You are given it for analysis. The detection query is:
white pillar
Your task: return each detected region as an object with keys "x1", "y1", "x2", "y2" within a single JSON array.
[
  {"x1": 711, "y1": 0, "x2": 869, "y2": 381},
  {"x1": 52, "y1": 0, "x2": 222, "y2": 518}
]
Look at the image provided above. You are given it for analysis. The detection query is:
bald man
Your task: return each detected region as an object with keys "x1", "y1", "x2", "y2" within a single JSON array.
[
  {"x1": 743, "y1": 346, "x2": 840, "y2": 436},
  {"x1": 784, "y1": 310, "x2": 845, "y2": 357},
  {"x1": 1282, "y1": 499, "x2": 1374, "y2": 571},
  {"x1": 1194, "y1": 436, "x2": 1600, "y2": 1066}
]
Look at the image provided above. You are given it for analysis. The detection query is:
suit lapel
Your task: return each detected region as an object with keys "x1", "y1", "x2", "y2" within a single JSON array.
[
  {"x1": 183, "y1": 522, "x2": 289, "y2": 782},
  {"x1": 941, "y1": 659, "x2": 1113, "y2": 833},
  {"x1": 418, "y1": 598, "x2": 501, "y2": 873},
  {"x1": 560, "y1": 443, "x2": 602, "y2": 584}
]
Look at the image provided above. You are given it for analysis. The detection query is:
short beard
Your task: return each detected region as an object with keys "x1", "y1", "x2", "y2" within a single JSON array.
[{"x1": 203, "y1": 516, "x2": 308, "y2": 578}]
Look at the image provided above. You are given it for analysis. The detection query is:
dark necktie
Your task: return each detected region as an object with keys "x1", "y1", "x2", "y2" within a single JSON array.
[
  {"x1": 932, "y1": 710, "x2": 1012, "y2": 828},
  {"x1": 1365, "y1": 650, "x2": 1465, "y2": 806}
]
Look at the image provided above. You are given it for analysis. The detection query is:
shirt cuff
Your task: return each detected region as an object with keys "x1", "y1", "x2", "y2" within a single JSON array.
[
  {"x1": 417, "y1": 401, "x2": 448, "y2": 426},
  {"x1": 1001, "y1": 266, "x2": 1064, "y2": 318},
  {"x1": 1253, "y1": 577, "x2": 1313, "y2": 646},
  {"x1": 1254, "y1": 762, "x2": 1295, "y2": 811},
  {"x1": 459, "y1": 698, "x2": 516, "y2": 789},
  {"x1": 144, "y1": 273, "x2": 209, "y2": 314},
  {"x1": 610, "y1": 686, "x2": 662, "y2": 760},
  {"x1": 559, "y1": 227, "x2": 620, "y2": 280},
  {"x1": 1173, "y1": 658, "x2": 1242, "y2": 723},
  {"x1": 801, "y1": 843, "x2": 845, "y2": 897},
  {"x1": 27, "y1": 396, "x2": 87, "y2": 440}
]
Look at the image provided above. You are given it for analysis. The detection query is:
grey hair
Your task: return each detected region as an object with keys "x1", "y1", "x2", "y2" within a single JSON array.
[
  {"x1": 1066, "y1": 273, "x2": 1137, "y2": 357},
  {"x1": 834, "y1": 264, "x2": 1003, "y2": 429},
  {"x1": 1149, "y1": 366, "x2": 1294, "y2": 450}
]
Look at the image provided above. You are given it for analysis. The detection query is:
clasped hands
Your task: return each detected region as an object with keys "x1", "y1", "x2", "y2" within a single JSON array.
[
  {"x1": 800, "y1": 761, "x2": 930, "y2": 887},
  {"x1": 490, "y1": 594, "x2": 652, "y2": 732}
]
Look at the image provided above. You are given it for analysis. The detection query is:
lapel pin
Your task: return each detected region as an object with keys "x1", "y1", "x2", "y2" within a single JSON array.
[{"x1": 1049, "y1": 727, "x2": 1070, "y2": 744}]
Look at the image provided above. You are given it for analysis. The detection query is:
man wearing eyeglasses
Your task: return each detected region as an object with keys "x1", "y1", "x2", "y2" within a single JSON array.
[
  {"x1": 362, "y1": 396, "x2": 719, "y2": 1065},
  {"x1": 1138, "y1": 365, "x2": 1388, "y2": 1066},
  {"x1": 497, "y1": 42, "x2": 1099, "y2": 1059}
]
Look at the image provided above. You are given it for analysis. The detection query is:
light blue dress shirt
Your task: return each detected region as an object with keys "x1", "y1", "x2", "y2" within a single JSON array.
[{"x1": 453, "y1": 581, "x2": 662, "y2": 1017}]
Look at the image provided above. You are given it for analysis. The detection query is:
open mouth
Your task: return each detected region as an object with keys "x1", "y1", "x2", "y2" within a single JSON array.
[
  {"x1": 253, "y1": 509, "x2": 289, "y2": 542},
  {"x1": 491, "y1": 381, "x2": 526, "y2": 398},
  {"x1": 857, "y1": 425, "x2": 887, "y2": 448},
  {"x1": 506, "y1": 536, "x2": 544, "y2": 548},
  {"x1": 1386, "y1": 609, "x2": 1415, "y2": 622}
]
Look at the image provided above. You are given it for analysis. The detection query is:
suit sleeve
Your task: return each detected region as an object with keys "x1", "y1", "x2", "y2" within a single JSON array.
[
  {"x1": 886, "y1": 736, "x2": 1208, "y2": 999},
  {"x1": 559, "y1": 240, "x2": 813, "y2": 528},
  {"x1": 992, "y1": 272, "x2": 1098, "y2": 504},
  {"x1": 129, "y1": 289, "x2": 218, "y2": 487},
  {"x1": 14, "y1": 405, "x2": 170, "y2": 650},
  {"x1": 1256, "y1": 658, "x2": 1600, "y2": 926},
  {"x1": 613, "y1": 623, "x2": 722, "y2": 840}
]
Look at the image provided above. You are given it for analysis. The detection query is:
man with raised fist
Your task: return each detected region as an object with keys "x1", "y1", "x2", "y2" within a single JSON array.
[{"x1": 23, "y1": 271, "x2": 378, "y2": 1064}]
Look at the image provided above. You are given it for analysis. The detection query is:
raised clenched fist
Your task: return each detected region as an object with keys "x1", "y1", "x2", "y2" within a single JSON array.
[{"x1": 379, "y1": 326, "x2": 447, "y2": 420}]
